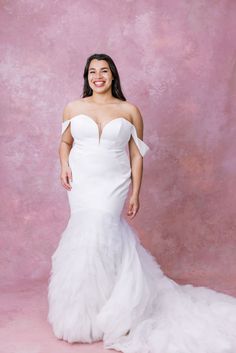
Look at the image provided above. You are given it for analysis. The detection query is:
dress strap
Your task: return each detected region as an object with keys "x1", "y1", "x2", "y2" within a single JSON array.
[
  {"x1": 131, "y1": 125, "x2": 150, "y2": 157},
  {"x1": 61, "y1": 120, "x2": 71, "y2": 135}
]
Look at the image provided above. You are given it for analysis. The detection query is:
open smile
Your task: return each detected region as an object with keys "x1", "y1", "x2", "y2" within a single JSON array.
[{"x1": 93, "y1": 81, "x2": 106, "y2": 87}]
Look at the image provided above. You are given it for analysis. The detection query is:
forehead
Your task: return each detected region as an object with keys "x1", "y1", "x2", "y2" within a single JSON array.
[{"x1": 89, "y1": 59, "x2": 110, "y2": 70}]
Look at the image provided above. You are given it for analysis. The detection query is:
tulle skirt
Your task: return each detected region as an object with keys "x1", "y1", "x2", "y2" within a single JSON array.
[{"x1": 48, "y1": 208, "x2": 236, "y2": 353}]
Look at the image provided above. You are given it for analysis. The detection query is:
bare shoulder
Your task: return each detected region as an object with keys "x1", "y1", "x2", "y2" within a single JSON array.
[
  {"x1": 62, "y1": 99, "x2": 85, "y2": 121},
  {"x1": 62, "y1": 102, "x2": 72, "y2": 122},
  {"x1": 123, "y1": 101, "x2": 143, "y2": 127}
]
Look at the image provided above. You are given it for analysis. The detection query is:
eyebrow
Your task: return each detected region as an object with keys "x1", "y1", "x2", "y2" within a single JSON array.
[{"x1": 89, "y1": 67, "x2": 109, "y2": 70}]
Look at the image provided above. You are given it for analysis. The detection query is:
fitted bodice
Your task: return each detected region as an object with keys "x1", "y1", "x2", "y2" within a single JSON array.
[{"x1": 61, "y1": 114, "x2": 150, "y2": 157}]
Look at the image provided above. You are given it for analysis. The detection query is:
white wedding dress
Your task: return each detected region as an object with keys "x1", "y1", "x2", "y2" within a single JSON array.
[{"x1": 48, "y1": 114, "x2": 236, "y2": 353}]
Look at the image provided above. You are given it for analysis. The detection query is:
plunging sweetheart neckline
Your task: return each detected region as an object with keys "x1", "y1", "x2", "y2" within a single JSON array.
[
  {"x1": 66, "y1": 114, "x2": 132, "y2": 144},
  {"x1": 61, "y1": 114, "x2": 150, "y2": 156}
]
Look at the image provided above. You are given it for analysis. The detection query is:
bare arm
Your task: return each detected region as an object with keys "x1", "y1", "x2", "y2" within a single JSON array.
[
  {"x1": 127, "y1": 105, "x2": 144, "y2": 219},
  {"x1": 59, "y1": 103, "x2": 74, "y2": 190}
]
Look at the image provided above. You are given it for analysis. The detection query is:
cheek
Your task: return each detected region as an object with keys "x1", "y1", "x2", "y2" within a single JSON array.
[{"x1": 105, "y1": 73, "x2": 112, "y2": 81}]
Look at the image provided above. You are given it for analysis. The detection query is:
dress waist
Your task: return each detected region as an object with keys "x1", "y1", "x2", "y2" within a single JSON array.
[{"x1": 72, "y1": 142, "x2": 127, "y2": 156}]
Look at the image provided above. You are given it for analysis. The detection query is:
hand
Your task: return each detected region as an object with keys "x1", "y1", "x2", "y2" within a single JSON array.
[
  {"x1": 60, "y1": 164, "x2": 73, "y2": 190},
  {"x1": 127, "y1": 194, "x2": 140, "y2": 219}
]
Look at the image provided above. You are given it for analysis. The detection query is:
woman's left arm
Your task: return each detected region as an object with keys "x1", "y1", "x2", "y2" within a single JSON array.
[{"x1": 127, "y1": 105, "x2": 145, "y2": 219}]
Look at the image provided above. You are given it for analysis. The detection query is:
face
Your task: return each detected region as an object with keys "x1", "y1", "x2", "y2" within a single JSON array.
[{"x1": 88, "y1": 59, "x2": 114, "y2": 93}]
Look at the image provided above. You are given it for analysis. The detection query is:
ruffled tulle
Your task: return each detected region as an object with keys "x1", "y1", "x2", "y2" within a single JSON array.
[
  {"x1": 48, "y1": 209, "x2": 236, "y2": 353},
  {"x1": 48, "y1": 209, "x2": 123, "y2": 343}
]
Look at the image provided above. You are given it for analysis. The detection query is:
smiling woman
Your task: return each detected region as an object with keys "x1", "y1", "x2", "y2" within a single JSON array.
[
  {"x1": 82, "y1": 53, "x2": 126, "y2": 101},
  {"x1": 90, "y1": 67, "x2": 108, "y2": 87},
  {"x1": 47, "y1": 53, "x2": 236, "y2": 353}
]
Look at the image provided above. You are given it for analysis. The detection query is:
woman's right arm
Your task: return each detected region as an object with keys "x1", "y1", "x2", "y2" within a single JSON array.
[{"x1": 59, "y1": 103, "x2": 74, "y2": 190}]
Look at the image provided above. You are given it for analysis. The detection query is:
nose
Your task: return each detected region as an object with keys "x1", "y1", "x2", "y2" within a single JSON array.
[
  {"x1": 94, "y1": 75, "x2": 103, "y2": 80},
  {"x1": 93, "y1": 71, "x2": 103, "y2": 79}
]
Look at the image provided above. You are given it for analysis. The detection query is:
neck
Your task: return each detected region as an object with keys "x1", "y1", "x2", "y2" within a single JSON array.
[{"x1": 91, "y1": 91, "x2": 114, "y2": 105}]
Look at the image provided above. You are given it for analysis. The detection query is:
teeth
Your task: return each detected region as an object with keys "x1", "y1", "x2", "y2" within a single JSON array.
[{"x1": 94, "y1": 81, "x2": 105, "y2": 86}]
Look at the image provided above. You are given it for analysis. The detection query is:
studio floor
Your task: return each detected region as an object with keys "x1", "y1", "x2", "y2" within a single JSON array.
[
  {"x1": 1, "y1": 277, "x2": 235, "y2": 353},
  {"x1": 0, "y1": 280, "x2": 111, "y2": 353}
]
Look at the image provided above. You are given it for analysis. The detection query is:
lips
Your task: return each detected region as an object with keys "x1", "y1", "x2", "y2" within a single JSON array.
[{"x1": 93, "y1": 81, "x2": 106, "y2": 87}]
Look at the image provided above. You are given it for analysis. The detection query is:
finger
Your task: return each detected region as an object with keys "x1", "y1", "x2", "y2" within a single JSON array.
[
  {"x1": 62, "y1": 177, "x2": 72, "y2": 190},
  {"x1": 66, "y1": 177, "x2": 72, "y2": 189},
  {"x1": 66, "y1": 175, "x2": 72, "y2": 187},
  {"x1": 130, "y1": 207, "x2": 138, "y2": 219},
  {"x1": 63, "y1": 182, "x2": 71, "y2": 190},
  {"x1": 68, "y1": 171, "x2": 73, "y2": 182},
  {"x1": 130, "y1": 210, "x2": 135, "y2": 218},
  {"x1": 130, "y1": 212, "x2": 136, "y2": 219},
  {"x1": 64, "y1": 176, "x2": 71, "y2": 186},
  {"x1": 127, "y1": 204, "x2": 134, "y2": 216},
  {"x1": 127, "y1": 205, "x2": 131, "y2": 215}
]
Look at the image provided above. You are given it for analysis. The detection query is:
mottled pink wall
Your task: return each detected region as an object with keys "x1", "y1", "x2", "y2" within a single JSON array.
[{"x1": 1, "y1": 1, "x2": 236, "y2": 294}]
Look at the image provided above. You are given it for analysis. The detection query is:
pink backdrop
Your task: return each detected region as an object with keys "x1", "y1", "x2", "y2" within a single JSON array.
[{"x1": 1, "y1": 1, "x2": 236, "y2": 295}]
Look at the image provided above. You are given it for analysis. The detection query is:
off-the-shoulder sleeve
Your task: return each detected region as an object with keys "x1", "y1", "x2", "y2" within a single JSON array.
[
  {"x1": 61, "y1": 120, "x2": 71, "y2": 135},
  {"x1": 131, "y1": 125, "x2": 150, "y2": 157}
]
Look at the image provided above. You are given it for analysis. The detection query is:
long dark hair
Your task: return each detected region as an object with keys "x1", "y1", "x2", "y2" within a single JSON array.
[{"x1": 82, "y1": 53, "x2": 126, "y2": 101}]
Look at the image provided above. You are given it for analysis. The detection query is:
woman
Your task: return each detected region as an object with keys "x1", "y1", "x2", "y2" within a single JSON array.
[{"x1": 48, "y1": 53, "x2": 236, "y2": 353}]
